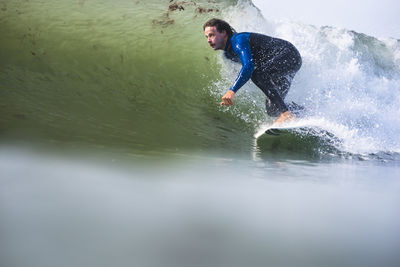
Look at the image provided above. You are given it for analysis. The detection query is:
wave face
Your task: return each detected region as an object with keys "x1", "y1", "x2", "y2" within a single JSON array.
[{"x1": 1, "y1": 0, "x2": 400, "y2": 158}]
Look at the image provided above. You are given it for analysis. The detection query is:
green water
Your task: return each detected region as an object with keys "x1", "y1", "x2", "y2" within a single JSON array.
[{"x1": 1, "y1": 0, "x2": 264, "y2": 156}]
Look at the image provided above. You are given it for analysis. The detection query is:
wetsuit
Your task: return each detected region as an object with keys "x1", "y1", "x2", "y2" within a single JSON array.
[{"x1": 224, "y1": 32, "x2": 302, "y2": 117}]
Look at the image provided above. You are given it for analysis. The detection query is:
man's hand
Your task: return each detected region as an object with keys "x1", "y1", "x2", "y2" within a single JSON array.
[{"x1": 220, "y1": 90, "x2": 235, "y2": 107}]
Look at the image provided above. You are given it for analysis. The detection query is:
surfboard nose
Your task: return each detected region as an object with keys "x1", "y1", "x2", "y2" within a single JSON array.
[{"x1": 265, "y1": 129, "x2": 283, "y2": 135}]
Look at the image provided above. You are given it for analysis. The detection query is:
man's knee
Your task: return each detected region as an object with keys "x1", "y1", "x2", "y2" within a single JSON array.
[
  {"x1": 266, "y1": 98, "x2": 288, "y2": 117},
  {"x1": 272, "y1": 73, "x2": 294, "y2": 98}
]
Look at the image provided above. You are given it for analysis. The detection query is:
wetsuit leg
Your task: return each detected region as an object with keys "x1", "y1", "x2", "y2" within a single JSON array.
[
  {"x1": 251, "y1": 48, "x2": 302, "y2": 117},
  {"x1": 251, "y1": 70, "x2": 292, "y2": 117}
]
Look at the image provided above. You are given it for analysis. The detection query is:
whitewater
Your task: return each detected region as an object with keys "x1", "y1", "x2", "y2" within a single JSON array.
[
  {"x1": 218, "y1": 1, "x2": 400, "y2": 157},
  {"x1": 1, "y1": 1, "x2": 400, "y2": 267}
]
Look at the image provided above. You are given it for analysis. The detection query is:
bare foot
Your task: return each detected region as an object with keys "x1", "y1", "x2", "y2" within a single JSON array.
[{"x1": 272, "y1": 111, "x2": 294, "y2": 126}]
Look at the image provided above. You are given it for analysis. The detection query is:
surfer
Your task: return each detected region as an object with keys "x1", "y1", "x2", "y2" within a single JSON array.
[{"x1": 203, "y1": 18, "x2": 302, "y2": 125}]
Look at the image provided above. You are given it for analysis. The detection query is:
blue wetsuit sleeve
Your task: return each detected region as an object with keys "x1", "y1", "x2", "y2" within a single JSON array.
[{"x1": 230, "y1": 33, "x2": 254, "y2": 93}]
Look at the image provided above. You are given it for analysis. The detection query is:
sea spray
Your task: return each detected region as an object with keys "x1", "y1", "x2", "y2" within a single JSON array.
[{"x1": 215, "y1": 1, "x2": 400, "y2": 156}]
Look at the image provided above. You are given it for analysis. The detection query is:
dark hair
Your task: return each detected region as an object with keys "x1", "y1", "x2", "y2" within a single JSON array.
[{"x1": 203, "y1": 18, "x2": 237, "y2": 38}]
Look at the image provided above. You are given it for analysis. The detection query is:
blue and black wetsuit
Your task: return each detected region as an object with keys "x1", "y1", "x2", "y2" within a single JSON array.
[{"x1": 224, "y1": 32, "x2": 302, "y2": 117}]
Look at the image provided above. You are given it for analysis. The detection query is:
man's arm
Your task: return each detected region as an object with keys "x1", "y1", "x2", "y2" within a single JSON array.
[
  {"x1": 230, "y1": 33, "x2": 255, "y2": 93},
  {"x1": 221, "y1": 33, "x2": 254, "y2": 106}
]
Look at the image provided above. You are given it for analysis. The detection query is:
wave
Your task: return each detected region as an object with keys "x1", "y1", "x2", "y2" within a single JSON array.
[{"x1": 1, "y1": 0, "x2": 399, "y2": 159}]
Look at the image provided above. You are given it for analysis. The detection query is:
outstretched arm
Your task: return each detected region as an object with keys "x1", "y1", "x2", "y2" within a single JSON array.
[
  {"x1": 230, "y1": 33, "x2": 254, "y2": 93},
  {"x1": 221, "y1": 33, "x2": 254, "y2": 106}
]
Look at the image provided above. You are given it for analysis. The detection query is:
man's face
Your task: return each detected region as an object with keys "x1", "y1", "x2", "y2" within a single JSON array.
[{"x1": 204, "y1": 26, "x2": 227, "y2": 50}]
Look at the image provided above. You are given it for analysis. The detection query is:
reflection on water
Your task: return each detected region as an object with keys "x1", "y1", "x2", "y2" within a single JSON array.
[{"x1": 1, "y1": 147, "x2": 399, "y2": 267}]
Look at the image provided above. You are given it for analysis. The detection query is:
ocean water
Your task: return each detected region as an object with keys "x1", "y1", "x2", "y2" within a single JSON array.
[{"x1": 1, "y1": 0, "x2": 400, "y2": 266}]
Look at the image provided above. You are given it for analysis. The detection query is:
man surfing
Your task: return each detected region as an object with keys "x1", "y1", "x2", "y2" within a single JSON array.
[{"x1": 203, "y1": 18, "x2": 302, "y2": 125}]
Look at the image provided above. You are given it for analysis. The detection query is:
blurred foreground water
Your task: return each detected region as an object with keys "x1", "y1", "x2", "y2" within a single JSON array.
[{"x1": 1, "y1": 147, "x2": 400, "y2": 267}]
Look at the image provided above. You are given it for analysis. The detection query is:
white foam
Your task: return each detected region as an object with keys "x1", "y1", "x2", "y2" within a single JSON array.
[{"x1": 222, "y1": 1, "x2": 400, "y2": 154}]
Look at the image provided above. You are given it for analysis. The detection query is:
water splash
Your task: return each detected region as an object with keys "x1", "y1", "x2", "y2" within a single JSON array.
[{"x1": 216, "y1": 1, "x2": 400, "y2": 156}]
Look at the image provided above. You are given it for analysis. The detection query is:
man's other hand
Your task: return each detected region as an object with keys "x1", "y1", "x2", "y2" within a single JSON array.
[{"x1": 220, "y1": 90, "x2": 235, "y2": 107}]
